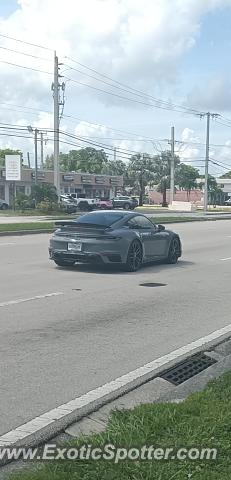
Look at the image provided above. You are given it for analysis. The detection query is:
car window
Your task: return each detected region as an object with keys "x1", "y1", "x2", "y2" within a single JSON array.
[
  {"x1": 75, "y1": 212, "x2": 124, "y2": 226},
  {"x1": 127, "y1": 216, "x2": 155, "y2": 229}
]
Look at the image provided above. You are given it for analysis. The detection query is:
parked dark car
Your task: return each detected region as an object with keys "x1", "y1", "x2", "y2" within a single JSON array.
[
  {"x1": 112, "y1": 196, "x2": 138, "y2": 210},
  {"x1": 0, "y1": 199, "x2": 9, "y2": 210},
  {"x1": 49, "y1": 210, "x2": 182, "y2": 272}
]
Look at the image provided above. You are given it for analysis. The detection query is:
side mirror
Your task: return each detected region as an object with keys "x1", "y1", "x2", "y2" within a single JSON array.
[{"x1": 158, "y1": 224, "x2": 165, "y2": 232}]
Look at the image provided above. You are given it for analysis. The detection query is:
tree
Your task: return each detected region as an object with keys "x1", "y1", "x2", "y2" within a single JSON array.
[
  {"x1": 60, "y1": 148, "x2": 108, "y2": 173},
  {"x1": 101, "y1": 159, "x2": 126, "y2": 176},
  {"x1": 153, "y1": 151, "x2": 180, "y2": 206},
  {"x1": 175, "y1": 164, "x2": 199, "y2": 200},
  {"x1": 0, "y1": 148, "x2": 22, "y2": 167},
  {"x1": 127, "y1": 153, "x2": 156, "y2": 205},
  {"x1": 30, "y1": 184, "x2": 58, "y2": 204},
  {"x1": 220, "y1": 171, "x2": 231, "y2": 179}
]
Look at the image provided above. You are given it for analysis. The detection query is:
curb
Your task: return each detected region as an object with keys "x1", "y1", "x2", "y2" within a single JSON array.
[
  {"x1": 0, "y1": 331, "x2": 230, "y2": 459},
  {"x1": 0, "y1": 229, "x2": 54, "y2": 237}
]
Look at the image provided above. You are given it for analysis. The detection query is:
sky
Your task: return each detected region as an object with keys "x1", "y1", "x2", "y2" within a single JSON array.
[{"x1": 0, "y1": 0, "x2": 231, "y2": 177}]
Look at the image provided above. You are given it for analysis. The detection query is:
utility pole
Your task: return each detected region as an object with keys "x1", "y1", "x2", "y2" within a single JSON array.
[
  {"x1": 198, "y1": 112, "x2": 220, "y2": 214},
  {"x1": 53, "y1": 51, "x2": 60, "y2": 197},
  {"x1": 27, "y1": 152, "x2": 31, "y2": 169},
  {"x1": 170, "y1": 126, "x2": 175, "y2": 205},
  {"x1": 40, "y1": 132, "x2": 44, "y2": 169},
  {"x1": 114, "y1": 147, "x2": 116, "y2": 162},
  {"x1": 34, "y1": 128, "x2": 38, "y2": 185}
]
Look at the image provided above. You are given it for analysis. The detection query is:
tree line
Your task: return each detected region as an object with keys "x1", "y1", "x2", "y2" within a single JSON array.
[{"x1": 0, "y1": 147, "x2": 226, "y2": 206}]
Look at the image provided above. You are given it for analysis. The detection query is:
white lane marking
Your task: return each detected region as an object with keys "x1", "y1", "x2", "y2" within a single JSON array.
[
  {"x1": 0, "y1": 292, "x2": 63, "y2": 308},
  {"x1": 1, "y1": 322, "x2": 231, "y2": 445},
  {"x1": 220, "y1": 257, "x2": 231, "y2": 261},
  {"x1": 0, "y1": 243, "x2": 15, "y2": 246}
]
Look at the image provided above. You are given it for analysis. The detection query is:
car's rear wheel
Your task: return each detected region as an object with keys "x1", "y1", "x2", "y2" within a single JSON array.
[
  {"x1": 123, "y1": 203, "x2": 130, "y2": 210},
  {"x1": 166, "y1": 237, "x2": 180, "y2": 264},
  {"x1": 54, "y1": 259, "x2": 75, "y2": 267},
  {"x1": 125, "y1": 240, "x2": 143, "y2": 272}
]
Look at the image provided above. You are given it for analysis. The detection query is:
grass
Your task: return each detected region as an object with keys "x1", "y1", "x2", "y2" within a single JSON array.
[
  {"x1": 0, "y1": 222, "x2": 54, "y2": 232},
  {"x1": 9, "y1": 370, "x2": 231, "y2": 480},
  {"x1": 0, "y1": 215, "x2": 230, "y2": 233}
]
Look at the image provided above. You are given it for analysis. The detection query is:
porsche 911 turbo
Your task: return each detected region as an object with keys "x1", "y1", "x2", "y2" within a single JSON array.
[{"x1": 49, "y1": 210, "x2": 182, "y2": 272}]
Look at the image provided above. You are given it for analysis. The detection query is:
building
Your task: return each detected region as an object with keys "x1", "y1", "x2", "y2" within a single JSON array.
[
  {"x1": 216, "y1": 178, "x2": 231, "y2": 197},
  {"x1": 0, "y1": 168, "x2": 123, "y2": 205}
]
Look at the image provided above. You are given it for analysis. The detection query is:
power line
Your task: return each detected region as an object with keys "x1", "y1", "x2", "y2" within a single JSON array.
[
  {"x1": 65, "y1": 56, "x2": 202, "y2": 115},
  {"x1": 0, "y1": 45, "x2": 50, "y2": 61},
  {"x1": 0, "y1": 33, "x2": 53, "y2": 51},
  {"x1": 0, "y1": 59, "x2": 52, "y2": 75},
  {"x1": 64, "y1": 75, "x2": 202, "y2": 115}
]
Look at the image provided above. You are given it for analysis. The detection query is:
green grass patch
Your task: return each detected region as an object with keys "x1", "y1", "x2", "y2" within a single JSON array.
[
  {"x1": 0, "y1": 222, "x2": 55, "y2": 232},
  {"x1": 9, "y1": 370, "x2": 231, "y2": 480}
]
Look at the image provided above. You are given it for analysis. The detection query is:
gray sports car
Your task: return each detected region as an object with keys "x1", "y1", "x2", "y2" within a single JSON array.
[{"x1": 49, "y1": 210, "x2": 182, "y2": 272}]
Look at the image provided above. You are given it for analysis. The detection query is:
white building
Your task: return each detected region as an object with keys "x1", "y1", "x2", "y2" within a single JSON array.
[{"x1": 216, "y1": 178, "x2": 231, "y2": 197}]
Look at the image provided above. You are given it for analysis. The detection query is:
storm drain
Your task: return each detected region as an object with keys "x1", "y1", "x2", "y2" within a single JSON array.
[
  {"x1": 139, "y1": 282, "x2": 166, "y2": 287},
  {"x1": 160, "y1": 353, "x2": 217, "y2": 385}
]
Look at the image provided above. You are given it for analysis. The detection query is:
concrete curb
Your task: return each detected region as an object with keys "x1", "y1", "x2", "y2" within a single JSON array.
[
  {"x1": 0, "y1": 229, "x2": 54, "y2": 237},
  {"x1": 0, "y1": 332, "x2": 230, "y2": 459}
]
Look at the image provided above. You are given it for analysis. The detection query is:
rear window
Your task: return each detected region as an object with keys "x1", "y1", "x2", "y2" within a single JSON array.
[{"x1": 75, "y1": 212, "x2": 124, "y2": 226}]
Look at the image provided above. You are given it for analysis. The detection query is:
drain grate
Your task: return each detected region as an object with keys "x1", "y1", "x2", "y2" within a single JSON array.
[
  {"x1": 140, "y1": 282, "x2": 166, "y2": 287},
  {"x1": 160, "y1": 353, "x2": 217, "y2": 385}
]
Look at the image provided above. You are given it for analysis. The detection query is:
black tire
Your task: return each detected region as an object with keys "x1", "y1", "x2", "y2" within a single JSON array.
[
  {"x1": 166, "y1": 237, "x2": 180, "y2": 264},
  {"x1": 78, "y1": 201, "x2": 88, "y2": 211},
  {"x1": 125, "y1": 240, "x2": 143, "y2": 272},
  {"x1": 54, "y1": 259, "x2": 75, "y2": 267},
  {"x1": 123, "y1": 203, "x2": 130, "y2": 210}
]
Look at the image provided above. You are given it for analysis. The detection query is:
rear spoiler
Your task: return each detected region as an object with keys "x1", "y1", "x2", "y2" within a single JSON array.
[
  {"x1": 55, "y1": 221, "x2": 110, "y2": 229},
  {"x1": 55, "y1": 221, "x2": 76, "y2": 227}
]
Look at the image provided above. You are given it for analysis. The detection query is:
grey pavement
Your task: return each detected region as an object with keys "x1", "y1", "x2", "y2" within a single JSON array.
[{"x1": 0, "y1": 220, "x2": 231, "y2": 436}]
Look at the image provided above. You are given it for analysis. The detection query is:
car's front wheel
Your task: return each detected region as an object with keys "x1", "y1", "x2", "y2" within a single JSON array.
[
  {"x1": 125, "y1": 240, "x2": 143, "y2": 272},
  {"x1": 166, "y1": 237, "x2": 180, "y2": 264},
  {"x1": 123, "y1": 203, "x2": 130, "y2": 210},
  {"x1": 54, "y1": 259, "x2": 75, "y2": 267}
]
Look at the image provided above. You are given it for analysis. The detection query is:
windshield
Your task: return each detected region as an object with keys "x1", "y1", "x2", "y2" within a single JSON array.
[{"x1": 75, "y1": 212, "x2": 124, "y2": 226}]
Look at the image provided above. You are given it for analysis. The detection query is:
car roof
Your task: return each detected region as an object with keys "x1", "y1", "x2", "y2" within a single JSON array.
[{"x1": 87, "y1": 209, "x2": 142, "y2": 216}]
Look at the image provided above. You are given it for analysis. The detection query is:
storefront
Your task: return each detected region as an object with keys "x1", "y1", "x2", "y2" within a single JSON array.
[{"x1": 0, "y1": 168, "x2": 123, "y2": 205}]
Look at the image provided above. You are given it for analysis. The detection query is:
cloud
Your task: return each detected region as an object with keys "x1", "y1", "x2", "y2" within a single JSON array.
[
  {"x1": 187, "y1": 77, "x2": 231, "y2": 112},
  {"x1": 0, "y1": 0, "x2": 230, "y2": 158}
]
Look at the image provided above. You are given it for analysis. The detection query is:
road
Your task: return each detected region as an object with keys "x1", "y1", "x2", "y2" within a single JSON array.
[{"x1": 0, "y1": 220, "x2": 231, "y2": 436}]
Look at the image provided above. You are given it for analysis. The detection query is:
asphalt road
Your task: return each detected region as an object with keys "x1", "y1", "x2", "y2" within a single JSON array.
[{"x1": 0, "y1": 220, "x2": 231, "y2": 435}]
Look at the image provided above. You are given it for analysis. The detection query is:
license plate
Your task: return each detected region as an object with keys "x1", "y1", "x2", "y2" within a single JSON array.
[{"x1": 68, "y1": 242, "x2": 82, "y2": 252}]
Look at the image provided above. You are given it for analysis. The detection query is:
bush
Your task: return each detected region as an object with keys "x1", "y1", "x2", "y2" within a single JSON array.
[
  {"x1": 36, "y1": 200, "x2": 58, "y2": 214},
  {"x1": 15, "y1": 193, "x2": 35, "y2": 211}
]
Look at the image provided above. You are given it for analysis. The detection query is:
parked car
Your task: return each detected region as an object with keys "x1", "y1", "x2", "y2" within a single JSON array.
[
  {"x1": 68, "y1": 194, "x2": 99, "y2": 211},
  {"x1": 98, "y1": 199, "x2": 113, "y2": 209},
  {"x1": 60, "y1": 195, "x2": 77, "y2": 214},
  {"x1": 224, "y1": 198, "x2": 231, "y2": 206},
  {"x1": 112, "y1": 196, "x2": 138, "y2": 210},
  {"x1": 0, "y1": 199, "x2": 9, "y2": 210},
  {"x1": 49, "y1": 210, "x2": 182, "y2": 272}
]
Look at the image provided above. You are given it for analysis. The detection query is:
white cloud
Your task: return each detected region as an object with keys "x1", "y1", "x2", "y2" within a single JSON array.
[{"x1": 0, "y1": 0, "x2": 230, "y2": 158}]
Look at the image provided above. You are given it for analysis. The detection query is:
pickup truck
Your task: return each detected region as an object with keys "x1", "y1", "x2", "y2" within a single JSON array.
[{"x1": 67, "y1": 194, "x2": 99, "y2": 211}]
